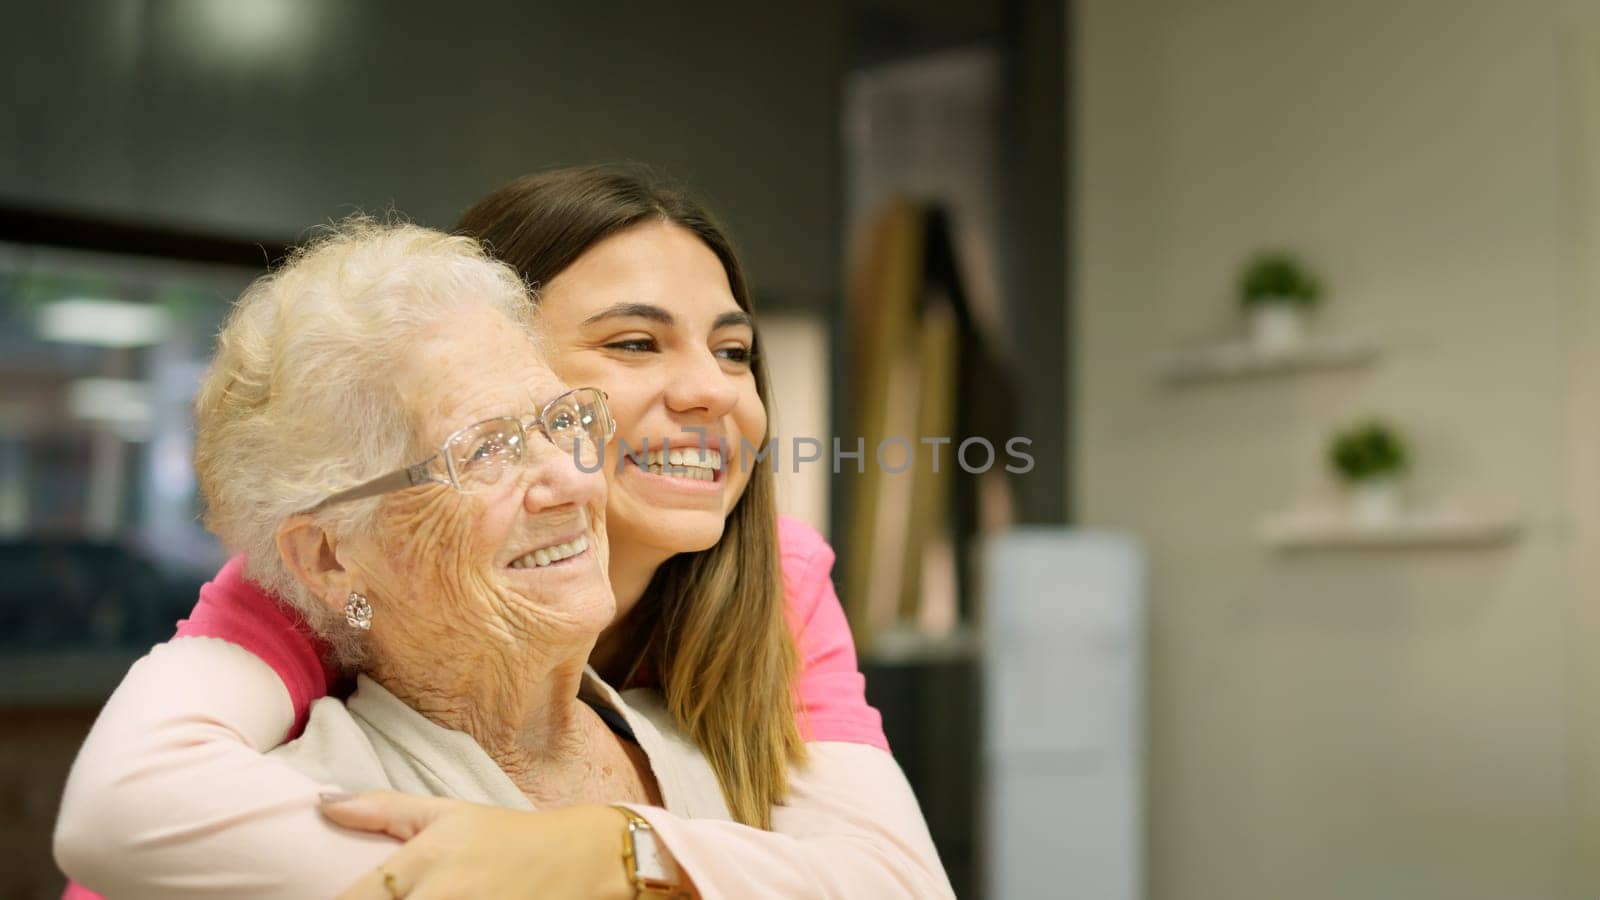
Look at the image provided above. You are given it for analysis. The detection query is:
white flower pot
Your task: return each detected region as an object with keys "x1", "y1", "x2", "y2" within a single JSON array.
[
  {"x1": 1248, "y1": 303, "x2": 1308, "y2": 353},
  {"x1": 1349, "y1": 478, "x2": 1402, "y2": 526}
]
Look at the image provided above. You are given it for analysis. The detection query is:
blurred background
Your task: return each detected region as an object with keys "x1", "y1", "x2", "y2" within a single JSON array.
[{"x1": 3, "y1": 0, "x2": 1599, "y2": 898}]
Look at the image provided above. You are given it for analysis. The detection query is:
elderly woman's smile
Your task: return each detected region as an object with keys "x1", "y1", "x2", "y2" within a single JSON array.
[{"x1": 506, "y1": 523, "x2": 592, "y2": 570}]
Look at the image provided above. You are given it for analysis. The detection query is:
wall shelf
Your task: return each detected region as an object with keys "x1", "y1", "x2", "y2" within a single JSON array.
[
  {"x1": 1157, "y1": 336, "x2": 1379, "y2": 384},
  {"x1": 1259, "y1": 510, "x2": 1520, "y2": 551}
]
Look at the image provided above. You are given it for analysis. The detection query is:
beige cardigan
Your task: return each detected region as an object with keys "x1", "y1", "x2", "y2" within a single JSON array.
[{"x1": 268, "y1": 668, "x2": 732, "y2": 821}]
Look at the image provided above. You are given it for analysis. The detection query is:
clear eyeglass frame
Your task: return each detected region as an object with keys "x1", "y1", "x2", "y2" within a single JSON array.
[{"x1": 309, "y1": 387, "x2": 615, "y2": 512}]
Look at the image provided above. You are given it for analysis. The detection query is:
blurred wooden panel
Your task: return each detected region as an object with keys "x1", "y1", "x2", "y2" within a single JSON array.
[{"x1": 0, "y1": 705, "x2": 99, "y2": 899}]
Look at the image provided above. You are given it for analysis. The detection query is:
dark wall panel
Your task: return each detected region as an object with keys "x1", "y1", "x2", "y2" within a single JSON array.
[{"x1": 0, "y1": 1, "x2": 846, "y2": 309}]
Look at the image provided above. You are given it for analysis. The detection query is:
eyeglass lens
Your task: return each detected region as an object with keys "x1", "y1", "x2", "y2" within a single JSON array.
[{"x1": 444, "y1": 391, "x2": 609, "y2": 490}]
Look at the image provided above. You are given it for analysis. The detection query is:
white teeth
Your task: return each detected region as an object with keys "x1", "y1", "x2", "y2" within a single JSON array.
[
  {"x1": 512, "y1": 533, "x2": 590, "y2": 570},
  {"x1": 642, "y1": 447, "x2": 722, "y2": 479}
]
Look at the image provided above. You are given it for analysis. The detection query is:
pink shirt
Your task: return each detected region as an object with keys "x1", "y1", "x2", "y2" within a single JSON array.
[{"x1": 174, "y1": 514, "x2": 886, "y2": 747}]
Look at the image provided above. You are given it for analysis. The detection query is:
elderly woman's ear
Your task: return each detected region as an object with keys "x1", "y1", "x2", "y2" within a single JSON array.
[{"x1": 276, "y1": 515, "x2": 367, "y2": 616}]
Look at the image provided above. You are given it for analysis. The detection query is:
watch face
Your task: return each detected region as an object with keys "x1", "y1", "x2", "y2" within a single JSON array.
[{"x1": 632, "y1": 824, "x2": 682, "y2": 884}]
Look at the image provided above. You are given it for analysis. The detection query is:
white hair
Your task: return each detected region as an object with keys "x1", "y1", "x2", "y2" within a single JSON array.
[{"x1": 193, "y1": 218, "x2": 536, "y2": 667}]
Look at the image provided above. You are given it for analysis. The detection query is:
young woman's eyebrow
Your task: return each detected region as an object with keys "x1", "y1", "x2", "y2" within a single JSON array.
[
  {"x1": 581, "y1": 303, "x2": 675, "y2": 326},
  {"x1": 713, "y1": 311, "x2": 753, "y2": 331}
]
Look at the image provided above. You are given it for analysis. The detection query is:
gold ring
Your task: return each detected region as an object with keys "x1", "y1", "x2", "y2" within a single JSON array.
[{"x1": 381, "y1": 868, "x2": 402, "y2": 899}]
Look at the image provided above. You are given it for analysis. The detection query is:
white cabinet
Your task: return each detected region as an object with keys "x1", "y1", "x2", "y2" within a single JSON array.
[{"x1": 983, "y1": 530, "x2": 1144, "y2": 900}]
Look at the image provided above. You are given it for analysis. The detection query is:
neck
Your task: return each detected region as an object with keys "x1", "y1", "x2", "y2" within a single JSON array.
[
  {"x1": 372, "y1": 635, "x2": 597, "y2": 789},
  {"x1": 589, "y1": 535, "x2": 671, "y2": 683}
]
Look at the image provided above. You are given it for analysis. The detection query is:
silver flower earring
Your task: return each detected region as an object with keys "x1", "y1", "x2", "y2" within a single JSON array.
[{"x1": 343, "y1": 591, "x2": 373, "y2": 630}]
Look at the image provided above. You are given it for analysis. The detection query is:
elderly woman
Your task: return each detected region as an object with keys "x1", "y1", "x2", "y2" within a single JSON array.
[{"x1": 172, "y1": 220, "x2": 721, "y2": 896}]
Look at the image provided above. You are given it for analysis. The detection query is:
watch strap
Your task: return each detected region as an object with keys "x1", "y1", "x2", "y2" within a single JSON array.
[{"x1": 612, "y1": 806, "x2": 690, "y2": 899}]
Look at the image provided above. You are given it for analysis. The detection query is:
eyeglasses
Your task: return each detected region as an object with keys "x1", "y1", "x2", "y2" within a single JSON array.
[{"x1": 310, "y1": 387, "x2": 615, "y2": 511}]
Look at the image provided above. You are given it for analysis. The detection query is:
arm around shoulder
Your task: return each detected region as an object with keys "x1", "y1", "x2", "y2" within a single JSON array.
[{"x1": 54, "y1": 637, "x2": 394, "y2": 899}]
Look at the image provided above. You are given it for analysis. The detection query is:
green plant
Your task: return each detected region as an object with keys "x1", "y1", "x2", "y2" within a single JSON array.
[
  {"x1": 1240, "y1": 253, "x2": 1321, "y2": 310},
  {"x1": 1329, "y1": 420, "x2": 1407, "y2": 483}
]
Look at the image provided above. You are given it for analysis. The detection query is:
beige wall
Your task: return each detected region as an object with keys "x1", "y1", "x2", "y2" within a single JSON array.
[{"x1": 1072, "y1": 1, "x2": 1599, "y2": 898}]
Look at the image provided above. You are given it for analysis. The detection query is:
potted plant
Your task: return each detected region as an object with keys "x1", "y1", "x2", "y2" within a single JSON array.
[
  {"x1": 1240, "y1": 252, "x2": 1321, "y2": 352},
  {"x1": 1329, "y1": 420, "x2": 1408, "y2": 524}
]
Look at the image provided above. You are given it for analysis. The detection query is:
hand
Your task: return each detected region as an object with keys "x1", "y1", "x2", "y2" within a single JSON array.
[{"x1": 321, "y1": 791, "x2": 635, "y2": 900}]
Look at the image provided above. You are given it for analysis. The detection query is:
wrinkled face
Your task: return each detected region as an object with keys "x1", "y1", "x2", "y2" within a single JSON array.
[
  {"x1": 350, "y1": 305, "x2": 613, "y2": 670},
  {"x1": 536, "y1": 221, "x2": 768, "y2": 565}
]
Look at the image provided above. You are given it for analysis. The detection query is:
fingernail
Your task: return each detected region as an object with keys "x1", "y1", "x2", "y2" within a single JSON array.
[{"x1": 319, "y1": 791, "x2": 357, "y2": 804}]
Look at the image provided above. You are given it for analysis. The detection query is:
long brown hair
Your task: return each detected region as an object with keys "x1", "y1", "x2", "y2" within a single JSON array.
[{"x1": 457, "y1": 165, "x2": 804, "y2": 828}]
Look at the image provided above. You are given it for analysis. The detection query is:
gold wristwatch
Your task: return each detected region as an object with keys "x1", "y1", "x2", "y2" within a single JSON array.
[{"x1": 613, "y1": 806, "x2": 690, "y2": 899}]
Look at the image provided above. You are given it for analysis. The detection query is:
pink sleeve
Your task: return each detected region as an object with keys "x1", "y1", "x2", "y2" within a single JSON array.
[
  {"x1": 55, "y1": 566, "x2": 342, "y2": 899},
  {"x1": 778, "y1": 517, "x2": 889, "y2": 752},
  {"x1": 624, "y1": 742, "x2": 953, "y2": 899},
  {"x1": 53, "y1": 638, "x2": 396, "y2": 899},
  {"x1": 174, "y1": 555, "x2": 339, "y2": 739}
]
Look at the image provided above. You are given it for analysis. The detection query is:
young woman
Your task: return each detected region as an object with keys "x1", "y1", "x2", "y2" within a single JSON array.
[{"x1": 54, "y1": 166, "x2": 953, "y2": 898}]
